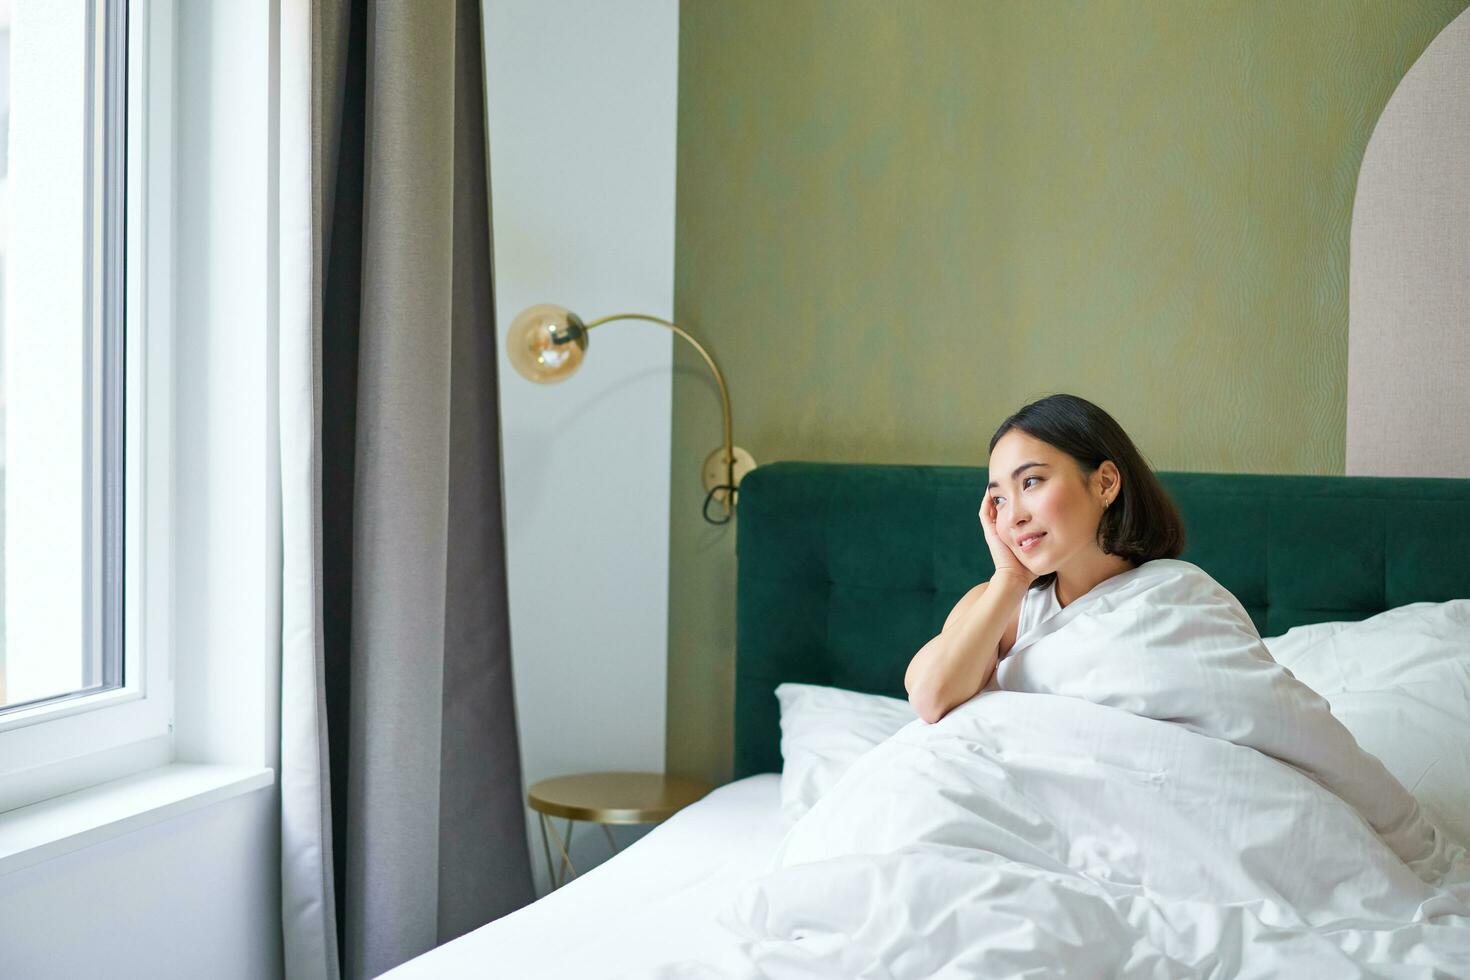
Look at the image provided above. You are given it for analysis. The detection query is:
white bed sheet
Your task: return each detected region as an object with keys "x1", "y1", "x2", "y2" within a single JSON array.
[
  {"x1": 382, "y1": 774, "x2": 785, "y2": 980},
  {"x1": 386, "y1": 589, "x2": 1470, "y2": 978}
]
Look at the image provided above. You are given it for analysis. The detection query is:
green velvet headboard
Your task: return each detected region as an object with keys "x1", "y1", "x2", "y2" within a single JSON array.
[{"x1": 733, "y1": 462, "x2": 1470, "y2": 779}]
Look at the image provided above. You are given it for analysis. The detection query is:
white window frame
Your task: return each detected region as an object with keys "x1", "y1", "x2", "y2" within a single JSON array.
[{"x1": 0, "y1": 0, "x2": 174, "y2": 814}]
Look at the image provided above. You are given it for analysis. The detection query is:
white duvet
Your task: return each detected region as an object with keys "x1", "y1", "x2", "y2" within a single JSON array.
[{"x1": 640, "y1": 560, "x2": 1470, "y2": 978}]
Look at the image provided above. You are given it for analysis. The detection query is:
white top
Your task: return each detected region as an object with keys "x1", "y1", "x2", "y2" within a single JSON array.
[
  {"x1": 1011, "y1": 576, "x2": 1063, "y2": 655},
  {"x1": 1005, "y1": 561, "x2": 1156, "y2": 662}
]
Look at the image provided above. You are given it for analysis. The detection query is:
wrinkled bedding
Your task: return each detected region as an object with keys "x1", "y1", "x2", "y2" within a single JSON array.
[{"x1": 637, "y1": 560, "x2": 1470, "y2": 978}]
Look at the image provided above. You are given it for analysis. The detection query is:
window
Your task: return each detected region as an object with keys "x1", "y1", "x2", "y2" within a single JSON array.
[
  {"x1": 0, "y1": 0, "x2": 172, "y2": 809},
  {"x1": 1, "y1": 0, "x2": 127, "y2": 717}
]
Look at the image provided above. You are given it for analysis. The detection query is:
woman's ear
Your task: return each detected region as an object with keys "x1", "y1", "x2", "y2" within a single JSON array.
[{"x1": 1097, "y1": 461, "x2": 1121, "y2": 507}]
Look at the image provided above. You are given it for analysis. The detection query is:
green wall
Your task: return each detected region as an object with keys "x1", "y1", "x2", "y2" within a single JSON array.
[{"x1": 667, "y1": 0, "x2": 1469, "y2": 784}]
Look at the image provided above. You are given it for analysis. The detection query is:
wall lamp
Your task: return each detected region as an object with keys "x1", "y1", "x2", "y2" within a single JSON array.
[{"x1": 506, "y1": 304, "x2": 755, "y2": 524}]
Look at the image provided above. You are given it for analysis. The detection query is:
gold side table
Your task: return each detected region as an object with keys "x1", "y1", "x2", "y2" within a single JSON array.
[{"x1": 527, "y1": 771, "x2": 714, "y2": 890}]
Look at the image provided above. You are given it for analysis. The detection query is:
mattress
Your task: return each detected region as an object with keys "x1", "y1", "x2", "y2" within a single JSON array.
[{"x1": 382, "y1": 774, "x2": 786, "y2": 979}]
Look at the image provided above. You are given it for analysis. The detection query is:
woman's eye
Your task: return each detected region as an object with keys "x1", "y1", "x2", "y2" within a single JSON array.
[{"x1": 993, "y1": 477, "x2": 1040, "y2": 508}]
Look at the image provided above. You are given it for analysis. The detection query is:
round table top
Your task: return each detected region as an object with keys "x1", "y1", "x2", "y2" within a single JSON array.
[{"x1": 527, "y1": 771, "x2": 715, "y2": 824}]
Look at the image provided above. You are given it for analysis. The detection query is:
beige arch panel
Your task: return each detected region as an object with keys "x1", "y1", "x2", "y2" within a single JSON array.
[{"x1": 1346, "y1": 7, "x2": 1470, "y2": 478}]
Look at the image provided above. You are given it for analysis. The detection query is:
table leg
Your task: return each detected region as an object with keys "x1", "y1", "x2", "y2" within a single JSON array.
[
  {"x1": 537, "y1": 812, "x2": 557, "y2": 892},
  {"x1": 536, "y1": 814, "x2": 626, "y2": 892},
  {"x1": 542, "y1": 813, "x2": 578, "y2": 888},
  {"x1": 560, "y1": 818, "x2": 576, "y2": 884}
]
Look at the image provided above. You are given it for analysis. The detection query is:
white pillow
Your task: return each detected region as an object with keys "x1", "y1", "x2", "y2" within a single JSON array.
[
  {"x1": 775, "y1": 683, "x2": 917, "y2": 823},
  {"x1": 1263, "y1": 600, "x2": 1470, "y2": 848}
]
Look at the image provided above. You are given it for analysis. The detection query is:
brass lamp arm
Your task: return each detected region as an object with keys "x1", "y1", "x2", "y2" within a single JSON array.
[
  {"x1": 514, "y1": 302, "x2": 754, "y2": 522},
  {"x1": 583, "y1": 313, "x2": 736, "y2": 492}
]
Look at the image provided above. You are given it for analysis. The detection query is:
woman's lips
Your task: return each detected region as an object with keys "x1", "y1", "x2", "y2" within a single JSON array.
[{"x1": 1018, "y1": 532, "x2": 1046, "y2": 552}]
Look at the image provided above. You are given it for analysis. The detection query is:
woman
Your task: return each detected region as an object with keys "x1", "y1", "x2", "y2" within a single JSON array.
[
  {"x1": 905, "y1": 392, "x2": 1185, "y2": 725},
  {"x1": 901, "y1": 392, "x2": 1454, "y2": 883}
]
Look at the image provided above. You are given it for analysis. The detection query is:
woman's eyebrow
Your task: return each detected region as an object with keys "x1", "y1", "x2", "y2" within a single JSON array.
[{"x1": 987, "y1": 462, "x2": 1047, "y2": 490}]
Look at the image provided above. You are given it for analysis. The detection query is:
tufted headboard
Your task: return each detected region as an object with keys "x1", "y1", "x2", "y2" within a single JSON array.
[{"x1": 733, "y1": 462, "x2": 1470, "y2": 779}]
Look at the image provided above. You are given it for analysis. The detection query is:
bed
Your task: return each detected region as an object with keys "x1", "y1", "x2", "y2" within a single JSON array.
[{"x1": 387, "y1": 462, "x2": 1470, "y2": 978}]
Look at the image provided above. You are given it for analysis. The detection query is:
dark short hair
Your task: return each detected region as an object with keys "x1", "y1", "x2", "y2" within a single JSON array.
[{"x1": 988, "y1": 393, "x2": 1185, "y2": 591}]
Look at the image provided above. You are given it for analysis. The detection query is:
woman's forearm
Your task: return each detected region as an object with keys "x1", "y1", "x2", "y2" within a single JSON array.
[{"x1": 906, "y1": 573, "x2": 1030, "y2": 723}]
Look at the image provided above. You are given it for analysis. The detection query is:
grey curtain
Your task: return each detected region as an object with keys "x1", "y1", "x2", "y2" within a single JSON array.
[{"x1": 307, "y1": 1, "x2": 535, "y2": 977}]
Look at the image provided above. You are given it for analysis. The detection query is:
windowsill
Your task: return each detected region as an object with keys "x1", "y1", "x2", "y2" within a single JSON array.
[{"x1": 0, "y1": 763, "x2": 274, "y2": 877}]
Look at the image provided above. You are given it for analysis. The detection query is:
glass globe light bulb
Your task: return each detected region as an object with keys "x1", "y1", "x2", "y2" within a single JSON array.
[{"x1": 507, "y1": 303, "x2": 588, "y2": 383}]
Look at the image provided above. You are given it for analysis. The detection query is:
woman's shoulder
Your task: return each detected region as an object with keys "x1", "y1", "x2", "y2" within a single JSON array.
[
  {"x1": 1133, "y1": 558, "x2": 1250, "y2": 615},
  {"x1": 1135, "y1": 557, "x2": 1207, "y2": 580},
  {"x1": 1117, "y1": 558, "x2": 1228, "y2": 598}
]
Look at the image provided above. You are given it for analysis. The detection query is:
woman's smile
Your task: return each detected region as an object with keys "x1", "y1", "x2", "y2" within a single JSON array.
[{"x1": 1018, "y1": 532, "x2": 1047, "y2": 552}]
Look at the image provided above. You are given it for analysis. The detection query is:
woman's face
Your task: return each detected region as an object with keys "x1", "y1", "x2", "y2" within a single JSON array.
[{"x1": 987, "y1": 429, "x2": 1118, "y2": 576}]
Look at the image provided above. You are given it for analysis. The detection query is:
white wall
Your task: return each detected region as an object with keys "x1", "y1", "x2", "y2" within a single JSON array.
[
  {"x1": 0, "y1": 788, "x2": 278, "y2": 979},
  {"x1": 484, "y1": 0, "x2": 678, "y2": 896}
]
